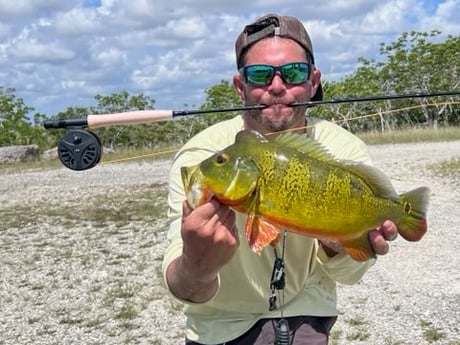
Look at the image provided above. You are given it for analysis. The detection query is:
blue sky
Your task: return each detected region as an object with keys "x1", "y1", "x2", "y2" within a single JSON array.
[{"x1": 0, "y1": 0, "x2": 458, "y2": 117}]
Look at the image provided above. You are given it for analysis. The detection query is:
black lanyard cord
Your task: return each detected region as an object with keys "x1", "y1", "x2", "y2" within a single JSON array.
[
  {"x1": 269, "y1": 234, "x2": 286, "y2": 311},
  {"x1": 269, "y1": 231, "x2": 291, "y2": 345}
]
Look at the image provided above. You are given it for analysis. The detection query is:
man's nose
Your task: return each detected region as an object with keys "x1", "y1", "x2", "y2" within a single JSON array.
[{"x1": 268, "y1": 73, "x2": 286, "y2": 93}]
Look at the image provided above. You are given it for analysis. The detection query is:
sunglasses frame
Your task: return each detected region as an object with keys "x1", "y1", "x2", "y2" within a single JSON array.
[{"x1": 239, "y1": 62, "x2": 312, "y2": 87}]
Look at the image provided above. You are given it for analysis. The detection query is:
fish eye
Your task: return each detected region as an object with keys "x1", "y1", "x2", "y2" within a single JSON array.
[{"x1": 215, "y1": 153, "x2": 229, "y2": 165}]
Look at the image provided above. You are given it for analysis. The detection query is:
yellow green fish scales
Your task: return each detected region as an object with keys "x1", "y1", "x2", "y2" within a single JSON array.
[{"x1": 181, "y1": 130, "x2": 430, "y2": 261}]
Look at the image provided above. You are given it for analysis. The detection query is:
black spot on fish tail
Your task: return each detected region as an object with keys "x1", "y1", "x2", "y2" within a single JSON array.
[
  {"x1": 404, "y1": 201, "x2": 412, "y2": 214},
  {"x1": 397, "y1": 186, "x2": 430, "y2": 242}
]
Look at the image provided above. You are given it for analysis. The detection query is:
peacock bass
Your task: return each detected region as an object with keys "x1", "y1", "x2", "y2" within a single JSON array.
[{"x1": 180, "y1": 130, "x2": 430, "y2": 261}]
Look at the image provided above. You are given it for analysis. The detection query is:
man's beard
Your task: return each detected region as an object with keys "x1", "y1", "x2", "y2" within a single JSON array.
[
  {"x1": 246, "y1": 110, "x2": 291, "y2": 132},
  {"x1": 245, "y1": 106, "x2": 307, "y2": 133},
  {"x1": 242, "y1": 88, "x2": 309, "y2": 132}
]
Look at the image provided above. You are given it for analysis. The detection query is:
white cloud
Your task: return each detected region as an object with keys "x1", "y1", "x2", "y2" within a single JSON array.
[
  {"x1": 423, "y1": 0, "x2": 460, "y2": 34},
  {"x1": 118, "y1": 0, "x2": 156, "y2": 18},
  {"x1": 0, "y1": 22, "x2": 10, "y2": 40},
  {"x1": 98, "y1": 0, "x2": 117, "y2": 15},
  {"x1": 0, "y1": 0, "x2": 78, "y2": 20},
  {"x1": 358, "y1": 0, "x2": 418, "y2": 34},
  {"x1": 53, "y1": 7, "x2": 103, "y2": 35},
  {"x1": 0, "y1": 0, "x2": 458, "y2": 116},
  {"x1": 9, "y1": 38, "x2": 75, "y2": 63},
  {"x1": 61, "y1": 79, "x2": 87, "y2": 90},
  {"x1": 166, "y1": 18, "x2": 208, "y2": 39},
  {"x1": 92, "y1": 47, "x2": 126, "y2": 66}
]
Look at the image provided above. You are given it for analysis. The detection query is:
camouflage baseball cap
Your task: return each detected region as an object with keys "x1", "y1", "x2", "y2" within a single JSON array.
[{"x1": 235, "y1": 13, "x2": 322, "y2": 101}]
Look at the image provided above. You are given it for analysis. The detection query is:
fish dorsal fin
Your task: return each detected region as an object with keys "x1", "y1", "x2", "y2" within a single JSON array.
[
  {"x1": 342, "y1": 161, "x2": 399, "y2": 199},
  {"x1": 273, "y1": 131, "x2": 398, "y2": 200},
  {"x1": 235, "y1": 130, "x2": 269, "y2": 145},
  {"x1": 273, "y1": 131, "x2": 337, "y2": 163}
]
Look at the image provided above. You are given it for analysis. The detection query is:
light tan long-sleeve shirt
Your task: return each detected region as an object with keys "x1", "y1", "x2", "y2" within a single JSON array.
[{"x1": 162, "y1": 115, "x2": 375, "y2": 344}]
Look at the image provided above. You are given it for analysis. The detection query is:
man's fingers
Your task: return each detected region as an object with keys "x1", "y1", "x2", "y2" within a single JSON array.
[
  {"x1": 368, "y1": 230, "x2": 390, "y2": 255},
  {"x1": 381, "y1": 220, "x2": 398, "y2": 241}
]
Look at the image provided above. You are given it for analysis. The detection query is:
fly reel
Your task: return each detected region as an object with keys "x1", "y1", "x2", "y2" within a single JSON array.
[{"x1": 57, "y1": 129, "x2": 102, "y2": 171}]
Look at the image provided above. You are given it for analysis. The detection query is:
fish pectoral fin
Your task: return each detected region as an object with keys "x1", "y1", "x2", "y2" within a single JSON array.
[
  {"x1": 245, "y1": 215, "x2": 281, "y2": 255},
  {"x1": 341, "y1": 235, "x2": 376, "y2": 262}
]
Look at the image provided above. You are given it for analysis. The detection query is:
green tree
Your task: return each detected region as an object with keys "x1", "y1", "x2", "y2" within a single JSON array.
[
  {"x1": 191, "y1": 80, "x2": 243, "y2": 135},
  {"x1": 92, "y1": 90, "x2": 155, "y2": 113},
  {"x1": 43, "y1": 106, "x2": 93, "y2": 148},
  {"x1": 200, "y1": 80, "x2": 242, "y2": 110},
  {"x1": 88, "y1": 90, "x2": 193, "y2": 148},
  {"x1": 310, "y1": 31, "x2": 459, "y2": 131},
  {"x1": 377, "y1": 31, "x2": 459, "y2": 127},
  {"x1": 89, "y1": 90, "x2": 156, "y2": 148},
  {"x1": 0, "y1": 87, "x2": 35, "y2": 146}
]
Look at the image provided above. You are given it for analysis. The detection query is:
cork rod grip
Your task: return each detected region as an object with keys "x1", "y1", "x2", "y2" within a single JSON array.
[{"x1": 87, "y1": 110, "x2": 174, "y2": 129}]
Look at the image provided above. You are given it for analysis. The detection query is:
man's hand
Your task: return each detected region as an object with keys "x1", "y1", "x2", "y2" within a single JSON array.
[
  {"x1": 166, "y1": 198, "x2": 239, "y2": 302},
  {"x1": 368, "y1": 220, "x2": 398, "y2": 255},
  {"x1": 321, "y1": 220, "x2": 399, "y2": 258}
]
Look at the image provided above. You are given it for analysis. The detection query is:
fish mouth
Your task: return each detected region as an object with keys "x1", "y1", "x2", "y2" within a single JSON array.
[
  {"x1": 180, "y1": 165, "x2": 212, "y2": 209},
  {"x1": 180, "y1": 165, "x2": 195, "y2": 188}
]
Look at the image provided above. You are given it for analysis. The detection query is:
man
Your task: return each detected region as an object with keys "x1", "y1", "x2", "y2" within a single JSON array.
[{"x1": 162, "y1": 13, "x2": 398, "y2": 345}]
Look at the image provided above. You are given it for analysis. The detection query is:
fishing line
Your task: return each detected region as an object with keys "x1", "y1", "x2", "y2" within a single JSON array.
[
  {"x1": 98, "y1": 100, "x2": 460, "y2": 165},
  {"x1": 288, "y1": 90, "x2": 460, "y2": 108},
  {"x1": 329, "y1": 101, "x2": 460, "y2": 127},
  {"x1": 103, "y1": 148, "x2": 178, "y2": 164}
]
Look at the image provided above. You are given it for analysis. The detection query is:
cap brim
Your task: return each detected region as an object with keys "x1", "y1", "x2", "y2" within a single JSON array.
[{"x1": 311, "y1": 82, "x2": 323, "y2": 102}]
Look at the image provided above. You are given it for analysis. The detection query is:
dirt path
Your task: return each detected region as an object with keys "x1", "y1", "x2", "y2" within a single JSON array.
[{"x1": 0, "y1": 140, "x2": 459, "y2": 345}]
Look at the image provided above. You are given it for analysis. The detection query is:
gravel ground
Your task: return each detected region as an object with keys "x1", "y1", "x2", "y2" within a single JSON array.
[{"x1": 0, "y1": 140, "x2": 459, "y2": 345}]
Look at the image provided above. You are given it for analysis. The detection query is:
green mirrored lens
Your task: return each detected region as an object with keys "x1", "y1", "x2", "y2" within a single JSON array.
[
  {"x1": 245, "y1": 65, "x2": 274, "y2": 85},
  {"x1": 281, "y1": 63, "x2": 309, "y2": 84},
  {"x1": 242, "y1": 63, "x2": 310, "y2": 86}
]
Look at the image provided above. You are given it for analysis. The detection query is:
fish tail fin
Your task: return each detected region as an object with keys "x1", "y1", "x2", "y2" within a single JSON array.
[{"x1": 397, "y1": 186, "x2": 430, "y2": 242}]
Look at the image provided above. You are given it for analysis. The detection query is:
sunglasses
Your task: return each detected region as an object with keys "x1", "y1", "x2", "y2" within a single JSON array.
[{"x1": 240, "y1": 62, "x2": 312, "y2": 87}]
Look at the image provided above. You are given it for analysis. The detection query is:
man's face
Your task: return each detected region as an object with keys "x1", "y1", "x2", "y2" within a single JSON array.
[{"x1": 233, "y1": 37, "x2": 321, "y2": 134}]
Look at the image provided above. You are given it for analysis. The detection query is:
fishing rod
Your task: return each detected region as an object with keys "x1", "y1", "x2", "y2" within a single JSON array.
[
  {"x1": 43, "y1": 90, "x2": 459, "y2": 130},
  {"x1": 43, "y1": 90, "x2": 459, "y2": 171}
]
